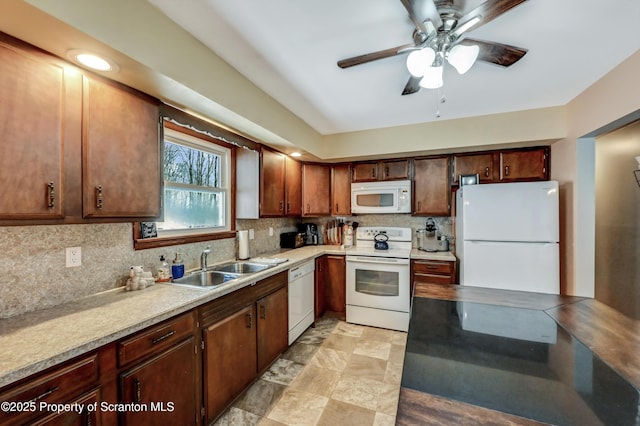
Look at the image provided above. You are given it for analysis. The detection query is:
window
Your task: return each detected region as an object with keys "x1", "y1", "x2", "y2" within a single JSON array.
[{"x1": 156, "y1": 127, "x2": 232, "y2": 237}]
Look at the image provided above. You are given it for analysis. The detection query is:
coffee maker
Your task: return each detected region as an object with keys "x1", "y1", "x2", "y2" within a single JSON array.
[{"x1": 298, "y1": 223, "x2": 319, "y2": 245}]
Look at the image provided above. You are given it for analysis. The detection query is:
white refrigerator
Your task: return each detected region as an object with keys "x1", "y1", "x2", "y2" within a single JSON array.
[{"x1": 456, "y1": 181, "x2": 559, "y2": 294}]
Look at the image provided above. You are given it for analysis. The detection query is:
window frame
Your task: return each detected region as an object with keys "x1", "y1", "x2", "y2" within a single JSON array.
[{"x1": 133, "y1": 121, "x2": 236, "y2": 250}]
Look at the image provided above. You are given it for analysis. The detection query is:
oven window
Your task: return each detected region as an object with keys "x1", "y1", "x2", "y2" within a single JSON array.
[
  {"x1": 355, "y1": 193, "x2": 394, "y2": 207},
  {"x1": 355, "y1": 269, "x2": 399, "y2": 296}
]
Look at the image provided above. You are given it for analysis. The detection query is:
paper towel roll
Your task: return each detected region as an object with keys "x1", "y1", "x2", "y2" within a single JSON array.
[{"x1": 238, "y1": 230, "x2": 249, "y2": 260}]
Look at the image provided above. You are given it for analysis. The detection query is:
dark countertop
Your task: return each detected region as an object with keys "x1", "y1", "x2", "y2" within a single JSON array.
[{"x1": 399, "y1": 284, "x2": 640, "y2": 425}]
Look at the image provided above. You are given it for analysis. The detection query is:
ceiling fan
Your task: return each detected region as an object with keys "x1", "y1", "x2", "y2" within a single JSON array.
[{"x1": 337, "y1": 0, "x2": 529, "y2": 95}]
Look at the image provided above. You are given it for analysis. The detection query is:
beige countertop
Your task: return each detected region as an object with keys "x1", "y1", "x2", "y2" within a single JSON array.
[{"x1": 0, "y1": 245, "x2": 455, "y2": 388}]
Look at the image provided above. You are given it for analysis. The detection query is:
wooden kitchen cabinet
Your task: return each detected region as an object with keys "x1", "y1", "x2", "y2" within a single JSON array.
[
  {"x1": 260, "y1": 148, "x2": 302, "y2": 217},
  {"x1": 0, "y1": 34, "x2": 80, "y2": 220},
  {"x1": 352, "y1": 159, "x2": 410, "y2": 182},
  {"x1": 452, "y1": 152, "x2": 497, "y2": 184},
  {"x1": 411, "y1": 259, "x2": 456, "y2": 296},
  {"x1": 117, "y1": 311, "x2": 198, "y2": 426},
  {"x1": 302, "y1": 163, "x2": 331, "y2": 216},
  {"x1": 413, "y1": 157, "x2": 451, "y2": 216},
  {"x1": 315, "y1": 256, "x2": 327, "y2": 321},
  {"x1": 82, "y1": 75, "x2": 162, "y2": 219},
  {"x1": 499, "y1": 147, "x2": 549, "y2": 182},
  {"x1": 200, "y1": 271, "x2": 288, "y2": 423},
  {"x1": 317, "y1": 255, "x2": 346, "y2": 319},
  {"x1": 30, "y1": 389, "x2": 100, "y2": 426},
  {"x1": 331, "y1": 164, "x2": 352, "y2": 216}
]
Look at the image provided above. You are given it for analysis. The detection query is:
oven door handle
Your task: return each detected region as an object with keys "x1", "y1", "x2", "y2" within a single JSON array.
[{"x1": 346, "y1": 256, "x2": 409, "y2": 265}]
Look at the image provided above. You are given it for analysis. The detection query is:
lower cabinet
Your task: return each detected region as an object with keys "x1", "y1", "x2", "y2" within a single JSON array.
[
  {"x1": 200, "y1": 271, "x2": 288, "y2": 423},
  {"x1": 411, "y1": 259, "x2": 456, "y2": 296},
  {"x1": 315, "y1": 255, "x2": 346, "y2": 320}
]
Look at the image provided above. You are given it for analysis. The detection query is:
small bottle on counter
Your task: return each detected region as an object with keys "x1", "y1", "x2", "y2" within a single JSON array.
[
  {"x1": 171, "y1": 253, "x2": 185, "y2": 279},
  {"x1": 156, "y1": 255, "x2": 171, "y2": 282}
]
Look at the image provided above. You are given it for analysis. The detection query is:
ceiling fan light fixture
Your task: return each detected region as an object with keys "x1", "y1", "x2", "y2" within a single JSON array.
[
  {"x1": 419, "y1": 65, "x2": 443, "y2": 89},
  {"x1": 447, "y1": 44, "x2": 479, "y2": 75},
  {"x1": 406, "y1": 48, "x2": 436, "y2": 77}
]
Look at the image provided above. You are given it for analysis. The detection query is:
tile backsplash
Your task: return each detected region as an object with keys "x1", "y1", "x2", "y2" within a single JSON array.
[{"x1": 0, "y1": 214, "x2": 452, "y2": 318}]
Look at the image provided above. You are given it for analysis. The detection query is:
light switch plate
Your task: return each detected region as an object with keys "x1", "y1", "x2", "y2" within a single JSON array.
[
  {"x1": 66, "y1": 247, "x2": 82, "y2": 267},
  {"x1": 249, "y1": 229, "x2": 255, "y2": 240},
  {"x1": 269, "y1": 227, "x2": 274, "y2": 236}
]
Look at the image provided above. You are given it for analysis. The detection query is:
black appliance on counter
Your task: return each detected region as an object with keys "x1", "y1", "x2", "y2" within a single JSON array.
[
  {"x1": 280, "y1": 232, "x2": 305, "y2": 249},
  {"x1": 298, "y1": 223, "x2": 319, "y2": 245}
]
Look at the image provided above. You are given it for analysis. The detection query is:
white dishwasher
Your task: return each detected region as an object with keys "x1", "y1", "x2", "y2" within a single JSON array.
[{"x1": 288, "y1": 261, "x2": 315, "y2": 345}]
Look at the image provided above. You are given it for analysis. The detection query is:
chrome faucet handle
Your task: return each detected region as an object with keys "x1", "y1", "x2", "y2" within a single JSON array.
[{"x1": 201, "y1": 245, "x2": 211, "y2": 271}]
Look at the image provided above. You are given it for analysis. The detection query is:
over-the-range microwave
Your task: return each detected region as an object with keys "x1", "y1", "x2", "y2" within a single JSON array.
[{"x1": 351, "y1": 180, "x2": 411, "y2": 214}]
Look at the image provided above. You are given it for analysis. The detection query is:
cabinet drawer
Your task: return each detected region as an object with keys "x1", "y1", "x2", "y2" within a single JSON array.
[
  {"x1": 413, "y1": 273, "x2": 453, "y2": 285},
  {"x1": 0, "y1": 354, "x2": 99, "y2": 426},
  {"x1": 412, "y1": 260, "x2": 454, "y2": 275},
  {"x1": 118, "y1": 311, "x2": 195, "y2": 367}
]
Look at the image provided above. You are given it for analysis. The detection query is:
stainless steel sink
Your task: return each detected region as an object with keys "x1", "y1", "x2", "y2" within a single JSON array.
[
  {"x1": 211, "y1": 261, "x2": 272, "y2": 274},
  {"x1": 172, "y1": 270, "x2": 240, "y2": 288}
]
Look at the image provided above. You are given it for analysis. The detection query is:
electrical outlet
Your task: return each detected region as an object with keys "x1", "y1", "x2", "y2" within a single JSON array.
[
  {"x1": 269, "y1": 227, "x2": 274, "y2": 236},
  {"x1": 249, "y1": 229, "x2": 255, "y2": 240},
  {"x1": 66, "y1": 246, "x2": 82, "y2": 267}
]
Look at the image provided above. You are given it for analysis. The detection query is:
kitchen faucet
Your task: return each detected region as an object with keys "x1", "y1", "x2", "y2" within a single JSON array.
[{"x1": 201, "y1": 245, "x2": 211, "y2": 271}]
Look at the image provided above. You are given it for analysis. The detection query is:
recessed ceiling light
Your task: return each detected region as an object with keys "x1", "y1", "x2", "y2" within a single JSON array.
[
  {"x1": 290, "y1": 152, "x2": 302, "y2": 157},
  {"x1": 66, "y1": 49, "x2": 119, "y2": 72}
]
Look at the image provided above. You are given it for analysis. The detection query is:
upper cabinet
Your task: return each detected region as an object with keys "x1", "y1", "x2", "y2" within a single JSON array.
[
  {"x1": 82, "y1": 75, "x2": 162, "y2": 219},
  {"x1": 259, "y1": 148, "x2": 301, "y2": 217},
  {"x1": 413, "y1": 157, "x2": 451, "y2": 216},
  {"x1": 499, "y1": 147, "x2": 549, "y2": 182},
  {"x1": 352, "y1": 159, "x2": 410, "y2": 182},
  {"x1": 331, "y1": 164, "x2": 351, "y2": 216},
  {"x1": 302, "y1": 163, "x2": 331, "y2": 217},
  {"x1": 0, "y1": 35, "x2": 80, "y2": 220},
  {"x1": 452, "y1": 152, "x2": 497, "y2": 185}
]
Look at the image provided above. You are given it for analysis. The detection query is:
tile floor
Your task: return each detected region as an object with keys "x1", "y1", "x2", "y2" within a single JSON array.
[{"x1": 214, "y1": 317, "x2": 407, "y2": 426}]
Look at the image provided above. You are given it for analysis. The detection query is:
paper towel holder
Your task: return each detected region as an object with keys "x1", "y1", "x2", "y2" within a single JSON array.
[{"x1": 238, "y1": 230, "x2": 250, "y2": 260}]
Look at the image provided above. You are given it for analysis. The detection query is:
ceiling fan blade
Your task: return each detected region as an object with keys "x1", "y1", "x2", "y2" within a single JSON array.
[
  {"x1": 338, "y1": 43, "x2": 415, "y2": 69},
  {"x1": 400, "y1": 0, "x2": 443, "y2": 35},
  {"x1": 462, "y1": 38, "x2": 528, "y2": 67},
  {"x1": 402, "y1": 76, "x2": 422, "y2": 95},
  {"x1": 453, "y1": 0, "x2": 528, "y2": 37}
]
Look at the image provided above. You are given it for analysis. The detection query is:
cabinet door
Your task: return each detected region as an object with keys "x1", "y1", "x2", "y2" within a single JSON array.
[
  {"x1": 203, "y1": 305, "x2": 257, "y2": 422},
  {"x1": 31, "y1": 389, "x2": 99, "y2": 426},
  {"x1": 331, "y1": 164, "x2": 352, "y2": 216},
  {"x1": 257, "y1": 287, "x2": 288, "y2": 372},
  {"x1": 120, "y1": 337, "x2": 198, "y2": 426},
  {"x1": 82, "y1": 76, "x2": 161, "y2": 218},
  {"x1": 302, "y1": 163, "x2": 331, "y2": 216},
  {"x1": 452, "y1": 153, "x2": 496, "y2": 184},
  {"x1": 382, "y1": 160, "x2": 410, "y2": 180},
  {"x1": 352, "y1": 162, "x2": 378, "y2": 182},
  {"x1": 499, "y1": 148, "x2": 548, "y2": 181},
  {"x1": 314, "y1": 256, "x2": 327, "y2": 321},
  {"x1": 0, "y1": 38, "x2": 79, "y2": 219},
  {"x1": 413, "y1": 157, "x2": 451, "y2": 216},
  {"x1": 260, "y1": 148, "x2": 286, "y2": 216},
  {"x1": 325, "y1": 255, "x2": 346, "y2": 318},
  {"x1": 285, "y1": 156, "x2": 302, "y2": 216}
]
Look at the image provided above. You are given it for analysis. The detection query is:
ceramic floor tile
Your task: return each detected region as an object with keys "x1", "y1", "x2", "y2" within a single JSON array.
[
  {"x1": 388, "y1": 343, "x2": 406, "y2": 365},
  {"x1": 321, "y1": 332, "x2": 359, "y2": 354},
  {"x1": 233, "y1": 379, "x2": 287, "y2": 417},
  {"x1": 330, "y1": 376, "x2": 383, "y2": 410},
  {"x1": 280, "y1": 341, "x2": 319, "y2": 364},
  {"x1": 362, "y1": 327, "x2": 398, "y2": 343},
  {"x1": 261, "y1": 358, "x2": 305, "y2": 386},
  {"x1": 258, "y1": 418, "x2": 287, "y2": 426},
  {"x1": 376, "y1": 382, "x2": 401, "y2": 416},
  {"x1": 383, "y1": 359, "x2": 404, "y2": 386},
  {"x1": 213, "y1": 407, "x2": 263, "y2": 426},
  {"x1": 373, "y1": 412, "x2": 396, "y2": 426},
  {"x1": 392, "y1": 331, "x2": 408, "y2": 346},
  {"x1": 267, "y1": 388, "x2": 329, "y2": 425},
  {"x1": 308, "y1": 347, "x2": 350, "y2": 372},
  {"x1": 289, "y1": 365, "x2": 340, "y2": 397},
  {"x1": 353, "y1": 339, "x2": 392, "y2": 360},
  {"x1": 333, "y1": 321, "x2": 365, "y2": 337},
  {"x1": 316, "y1": 399, "x2": 376, "y2": 426},
  {"x1": 343, "y1": 354, "x2": 387, "y2": 382}
]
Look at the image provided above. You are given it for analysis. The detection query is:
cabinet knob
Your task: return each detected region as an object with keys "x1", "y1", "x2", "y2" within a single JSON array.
[
  {"x1": 279, "y1": 201, "x2": 283, "y2": 212},
  {"x1": 335, "y1": 203, "x2": 339, "y2": 212},
  {"x1": 260, "y1": 304, "x2": 266, "y2": 319},
  {"x1": 287, "y1": 202, "x2": 291, "y2": 213},
  {"x1": 371, "y1": 168, "x2": 375, "y2": 178},
  {"x1": 504, "y1": 165, "x2": 510, "y2": 177},
  {"x1": 96, "y1": 185, "x2": 103, "y2": 209},
  {"x1": 134, "y1": 378, "x2": 141, "y2": 403},
  {"x1": 246, "y1": 312, "x2": 253, "y2": 328},
  {"x1": 385, "y1": 166, "x2": 389, "y2": 178},
  {"x1": 47, "y1": 181, "x2": 55, "y2": 209},
  {"x1": 485, "y1": 167, "x2": 490, "y2": 177}
]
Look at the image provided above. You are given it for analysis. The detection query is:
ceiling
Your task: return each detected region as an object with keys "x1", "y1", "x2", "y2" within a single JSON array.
[{"x1": 149, "y1": 0, "x2": 640, "y2": 135}]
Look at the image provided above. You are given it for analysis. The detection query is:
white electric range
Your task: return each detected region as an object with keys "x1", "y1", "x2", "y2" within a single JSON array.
[{"x1": 345, "y1": 227, "x2": 412, "y2": 332}]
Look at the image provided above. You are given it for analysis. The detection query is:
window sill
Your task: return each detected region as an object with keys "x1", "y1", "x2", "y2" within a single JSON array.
[{"x1": 133, "y1": 223, "x2": 236, "y2": 250}]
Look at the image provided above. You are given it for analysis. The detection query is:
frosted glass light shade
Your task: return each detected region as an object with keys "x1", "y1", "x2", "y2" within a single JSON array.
[
  {"x1": 447, "y1": 44, "x2": 479, "y2": 75},
  {"x1": 419, "y1": 65, "x2": 443, "y2": 89},
  {"x1": 406, "y1": 48, "x2": 436, "y2": 77}
]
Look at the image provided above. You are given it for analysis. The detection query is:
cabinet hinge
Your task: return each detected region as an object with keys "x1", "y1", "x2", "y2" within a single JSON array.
[{"x1": 201, "y1": 339, "x2": 205, "y2": 350}]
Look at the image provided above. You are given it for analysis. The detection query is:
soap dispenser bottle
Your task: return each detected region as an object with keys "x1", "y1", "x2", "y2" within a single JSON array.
[
  {"x1": 171, "y1": 253, "x2": 185, "y2": 279},
  {"x1": 156, "y1": 255, "x2": 171, "y2": 282}
]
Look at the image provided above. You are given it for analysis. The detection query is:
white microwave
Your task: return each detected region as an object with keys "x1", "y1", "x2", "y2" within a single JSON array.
[{"x1": 351, "y1": 180, "x2": 412, "y2": 214}]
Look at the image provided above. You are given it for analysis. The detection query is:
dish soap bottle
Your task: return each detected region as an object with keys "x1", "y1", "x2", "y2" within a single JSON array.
[
  {"x1": 171, "y1": 253, "x2": 185, "y2": 279},
  {"x1": 156, "y1": 255, "x2": 171, "y2": 282}
]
